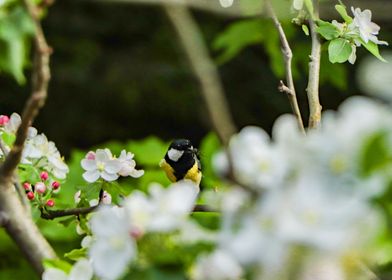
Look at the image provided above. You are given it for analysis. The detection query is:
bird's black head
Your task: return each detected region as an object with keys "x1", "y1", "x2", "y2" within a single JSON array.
[{"x1": 170, "y1": 139, "x2": 193, "y2": 151}]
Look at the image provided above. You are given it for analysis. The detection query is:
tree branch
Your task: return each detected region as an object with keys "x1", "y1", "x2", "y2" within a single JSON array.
[
  {"x1": 306, "y1": 0, "x2": 322, "y2": 128},
  {"x1": 39, "y1": 204, "x2": 217, "y2": 220},
  {"x1": 0, "y1": 0, "x2": 57, "y2": 276},
  {"x1": 193, "y1": 204, "x2": 217, "y2": 212},
  {"x1": 163, "y1": 3, "x2": 236, "y2": 147},
  {"x1": 265, "y1": 0, "x2": 305, "y2": 134},
  {"x1": 0, "y1": 212, "x2": 9, "y2": 227},
  {"x1": 40, "y1": 205, "x2": 99, "y2": 220}
]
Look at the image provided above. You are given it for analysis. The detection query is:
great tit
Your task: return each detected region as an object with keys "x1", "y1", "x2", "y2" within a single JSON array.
[{"x1": 159, "y1": 139, "x2": 202, "y2": 191}]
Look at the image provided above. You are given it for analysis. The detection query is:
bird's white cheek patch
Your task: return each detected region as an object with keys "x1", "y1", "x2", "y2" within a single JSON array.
[{"x1": 168, "y1": 148, "x2": 184, "y2": 162}]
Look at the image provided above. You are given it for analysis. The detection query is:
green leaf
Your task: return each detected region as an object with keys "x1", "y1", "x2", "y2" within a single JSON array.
[
  {"x1": 1, "y1": 131, "x2": 15, "y2": 146},
  {"x1": 302, "y1": 24, "x2": 309, "y2": 36},
  {"x1": 316, "y1": 20, "x2": 340, "y2": 40},
  {"x1": 335, "y1": 4, "x2": 353, "y2": 23},
  {"x1": 0, "y1": 7, "x2": 35, "y2": 84},
  {"x1": 360, "y1": 39, "x2": 387, "y2": 62},
  {"x1": 320, "y1": 51, "x2": 348, "y2": 90},
  {"x1": 304, "y1": 0, "x2": 314, "y2": 17},
  {"x1": 64, "y1": 248, "x2": 87, "y2": 261},
  {"x1": 328, "y1": 38, "x2": 352, "y2": 63},
  {"x1": 359, "y1": 132, "x2": 391, "y2": 177},
  {"x1": 43, "y1": 259, "x2": 72, "y2": 273},
  {"x1": 212, "y1": 19, "x2": 264, "y2": 64},
  {"x1": 18, "y1": 164, "x2": 40, "y2": 183}
]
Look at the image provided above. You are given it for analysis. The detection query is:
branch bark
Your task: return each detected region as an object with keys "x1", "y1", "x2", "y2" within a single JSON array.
[
  {"x1": 163, "y1": 3, "x2": 236, "y2": 146},
  {"x1": 40, "y1": 203, "x2": 217, "y2": 220},
  {"x1": 0, "y1": 0, "x2": 57, "y2": 275},
  {"x1": 306, "y1": 0, "x2": 322, "y2": 129},
  {"x1": 265, "y1": 0, "x2": 305, "y2": 134},
  {"x1": 40, "y1": 205, "x2": 99, "y2": 220}
]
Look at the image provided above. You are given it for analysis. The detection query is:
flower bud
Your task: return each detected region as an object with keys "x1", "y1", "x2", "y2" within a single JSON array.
[
  {"x1": 101, "y1": 191, "x2": 112, "y2": 205},
  {"x1": 130, "y1": 227, "x2": 143, "y2": 239},
  {"x1": 52, "y1": 181, "x2": 60, "y2": 190},
  {"x1": 74, "y1": 190, "x2": 81, "y2": 204},
  {"x1": 23, "y1": 182, "x2": 32, "y2": 191},
  {"x1": 27, "y1": 192, "x2": 35, "y2": 200},
  {"x1": 86, "y1": 151, "x2": 96, "y2": 160},
  {"x1": 40, "y1": 171, "x2": 49, "y2": 181},
  {"x1": 0, "y1": 115, "x2": 10, "y2": 126},
  {"x1": 46, "y1": 199, "x2": 55, "y2": 207},
  {"x1": 35, "y1": 182, "x2": 46, "y2": 194}
]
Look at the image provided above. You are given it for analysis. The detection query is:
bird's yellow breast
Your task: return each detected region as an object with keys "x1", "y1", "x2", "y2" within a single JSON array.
[
  {"x1": 159, "y1": 158, "x2": 201, "y2": 185},
  {"x1": 184, "y1": 162, "x2": 202, "y2": 186},
  {"x1": 159, "y1": 159, "x2": 177, "y2": 182}
]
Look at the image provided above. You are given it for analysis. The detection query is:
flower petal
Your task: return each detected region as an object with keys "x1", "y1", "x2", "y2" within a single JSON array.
[
  {"x1": 42, "y1": 268, "x2": 68, "y2": 280},
  {"x1": 83, "y1": 170, "x2": 100, "y2": 183},
  {"x1": 101, "y1": 171, "x2": 119, "y2": 182},
  {"x1": 105, "y1": 159, "x2": 122, "y2": 174},
  {"x1": 81, "y1": 159, "x2": 97, "y2": 171},
  {"x1": 69, "y1": 259, "x2": 93, "y2": 280}
]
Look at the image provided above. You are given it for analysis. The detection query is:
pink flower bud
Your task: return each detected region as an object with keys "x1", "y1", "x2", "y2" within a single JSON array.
[
  {"x1": 52, "y1": 181, "x2": 60, "y2": 190},
  {"x1": 27, "y1": 192, "x2": 35, "y2": 200},
  {"x1": 86, "y1": 151, "x2": 96, "y2": 160},
  {"x1": 23, "y1": 182, "x2": 32, "y2": 191},
  {"x1": 0, "y1": 115, "x2": 9, "y2": 126},
  {"x1": 35, "y1": 182, "x2": 46, "y2": 194},
  {"x1": 46, "y1": 199, "x2": 55, "y2": 207},
  {"x1": 40, "y1": 171, "x2": 49, "y2": 181},
  {"x1": 130, "y1": 227, "x2": 143, "y2": 239}
]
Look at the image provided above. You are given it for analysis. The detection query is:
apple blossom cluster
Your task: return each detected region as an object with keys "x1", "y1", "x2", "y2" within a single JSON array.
[
  {"x1": 0, "y1": 113, "x2": 69, "y2": 179},
  {"x1": 45, "y1": 96, "x2": 392, "y2": 280},
  {"x1": 24, "y1": 171, "x2": 61, "y2": 208},
  {"x1": 200, "y1": 96, "x2": 391, "y2": 279},
  {"x1": 81, "y1": 149, "x2": 144, "y2": 183},
  {"x1": 88, "y1": 181, "x2": 198, "y2": 279}
]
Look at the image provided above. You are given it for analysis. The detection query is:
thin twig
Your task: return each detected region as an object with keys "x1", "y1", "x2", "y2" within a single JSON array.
[
  {"x1": 306, "y1": 0, "x2": 322, "y2": 128},
  {"x1": 265, "y1": 0, "x2": 305, "y2": 134},
  {"x1": 163, "y1": 3, "x2": 236, "y2": 147},
  {"x1": 193, "y1": 204, "x2": 217, "y2": 212},
  {"x1": 40, "y1": 205, "x2": 99, "y2": 220}
]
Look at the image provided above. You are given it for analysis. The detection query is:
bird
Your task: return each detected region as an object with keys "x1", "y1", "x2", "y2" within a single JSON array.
[{"x1": 159, "y1": 139, "x2": 202, "y2": 191}]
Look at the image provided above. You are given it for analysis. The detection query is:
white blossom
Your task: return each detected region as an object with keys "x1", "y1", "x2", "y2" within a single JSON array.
[
  {"x1": 42, "y1": 259, "x2": 93, "y2": 280},
  {"x1": 23, "y1": 133, "x2": 69, "y2": 179},
  {"x1": 219, "y1": 0, "x2": 233, "y2": 8},
  {"x1": 117, "y1": 150, "x2": 144, "y2": 178},
  {"x1": 124, "y1": 181, "x2": 198, "y2": 234},
  {"x1": 350, "y1": 7, "x2": 388, "y2": 45},
  {"x1": 292, "y1": 0, "x2": 304, "y2": 10},
  {"x1": 192, "y1": 249, "x2": 243, "y2": 280},
  {"x1": 3, "y1": 113, "x2": 21, "y2": 134},
  {"x1": 89, "y1": 206, "x2": 137, "y2": 280},
  {"x1": 81, "y1": 149, "x2": 121, "y2": 183},
  {"x1": 214, "y1": 126, "x2": 288, "y2": 189}
]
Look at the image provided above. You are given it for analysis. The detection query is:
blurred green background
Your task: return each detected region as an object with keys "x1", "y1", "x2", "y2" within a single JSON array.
[
  {"x1": 0, "y1": 0, "x2": 391, "y2": 279},
  {"x1": 0, "y1": 1, "x2": 390, "y2": 156}
]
